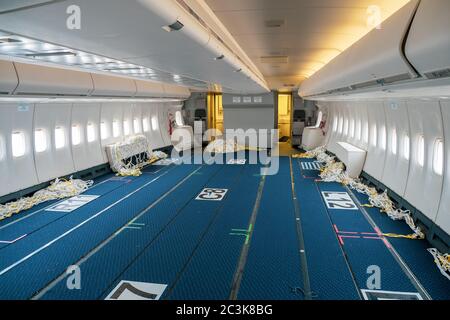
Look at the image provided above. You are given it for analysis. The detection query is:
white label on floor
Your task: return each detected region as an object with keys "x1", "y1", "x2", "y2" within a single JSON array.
[
  {"x1": 45, "y1": 195, "x2": 99, "y2": 213},
  {"x1": 301, "y1": 161, "x2": 322, "y2": 171},
  {"x1": 105, "y1": 281, "x2": 167, "y2": 300},
  {"x1": 228, "y1": 159, "x2": 247, "y2": 165},
  {"x1": 361, "y1": 289, "x2": 423, "y2": 300},
  {"x1": 321, "y1": 191, "x2": 358, "y2": 210},
  {"x1": 196, "y1": 188, "x2": 228, "y2": 201}
]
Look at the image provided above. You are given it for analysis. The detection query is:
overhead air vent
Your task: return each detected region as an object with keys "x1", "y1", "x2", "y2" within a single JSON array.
[
  {"x1": 162, "y1": 20, "x2": 184, "y2": 32},
  {"x1": 350, "y1": 73, "x2": 412, "y2": 90},
  {"x1": 265, "y1": 19, "x2": 285, "y2": 28},
  {"x1": 424, "y1": 68, "x2": 450, "y2": 80},
  {"x1": 381, "y1": 73, "x2": 412, "y2": 84},
  {"x1": 260, "y1": 56, "x2": 288, "y2": 64}
]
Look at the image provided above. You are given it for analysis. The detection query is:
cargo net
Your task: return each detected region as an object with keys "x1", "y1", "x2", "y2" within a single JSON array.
[
  {"x1": 0, "y1": 177, "x2": 93, "y2": 222},
  {"x1": 427, "y1": 249, "x2": 450, "y2": 281},
  {"x1": 293, "y1": 146, "x2": 424, "y2": 240},
  {"x1": 294, "y1": 146, "x2": 450, "y2": 281},
  {"x1": 107, "y1": 134, "x2": 167, "y2": 177},
  {"x1": 205, "y1": 138, "x2": 263, "y2": 154}
]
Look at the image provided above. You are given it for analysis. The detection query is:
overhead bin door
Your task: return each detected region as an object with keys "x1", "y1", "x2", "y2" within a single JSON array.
[
  {"x1": 90, "y1": 73, "x2": 137, "y2": 97},
  {"x1": 0, "y1": 60, "x2": 18, "y2": 94},
  {"x1": 134, "y1": 80, "x2": 165, "y2": 98},
  {"x1": 14, "y1": 62, "x2": 93, "y2": 96},
  {"x1": 299, "y1": 0, "x2": 419, "y2": 98},
  {"x1": 405, "y1": 0, "x2": 450, "y2": 78}
]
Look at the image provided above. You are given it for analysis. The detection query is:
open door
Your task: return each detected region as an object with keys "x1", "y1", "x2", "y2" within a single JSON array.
[
  {"x1": 277, "y1": 93, "x2": 293, "y2": 142},
  {"x1": 207, "y1": 93, "x2": 224, "y2": 137}
]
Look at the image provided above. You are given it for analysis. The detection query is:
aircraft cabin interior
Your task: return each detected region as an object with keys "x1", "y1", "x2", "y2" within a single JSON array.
[{"x1": 0, "y1": 0, "x2": 450, "y2": 305}]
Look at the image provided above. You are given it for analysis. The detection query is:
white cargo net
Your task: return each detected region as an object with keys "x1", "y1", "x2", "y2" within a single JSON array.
[
  {"x1": 427, "y1": 248, "x2": 450, "y2": 281},
  {"x1": 0, "y1": 177, "x2": 93, "y2": 221},
  {"x1": 293, "y1": 146, "x2": 424, "y2": 240},
  {"x1": 205, "y1": 138, "x2": 262, "y2": 154},
  {"x1": 106, "y1": 134, "x2": 167, "y2": 177}
]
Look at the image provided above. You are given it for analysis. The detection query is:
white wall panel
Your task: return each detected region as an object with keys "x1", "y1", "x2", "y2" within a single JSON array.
[
  {"x1": 0, "y1": 103, "x2": 38, "y2": 197},
  {"x1": 100, "y1": 103, "x2": 124, "y2": 162},
  {"x1": 34, "y1": 103, "x2": 75, "y2": 182},
  {"x1": 404, "y1": 100, "x2": 444, "y2": 221},
  {"x1": 382, "y1": 101, "x2": 411, "y2": 196},
  {"x1": 436, "y1": 100, "x2": 450, "y2": 234},
  {"x1": 122, "y1": 104, "x2": 133, "y2": 137},
  {"x1": 159, "y1": 103, "x2": 172, "y2": 147},
  {"x1": 326, "y1": 102, "x2": 341, "y2": 155},
  {"x1": 363, "y1": 102, "x2": 387, "y2": 180},
  {"x1": 323, "y1": 102, "x2": 335, "y2": 148},
  {"x1": 71, "y1": 103, "x2": 104, "y2": 171},
  {"x1": 148, "y1": 104, "x2": 166, "y2": 150},
  {"x1": 131, "y1": 104, "x2": 143, "y2": 135}
]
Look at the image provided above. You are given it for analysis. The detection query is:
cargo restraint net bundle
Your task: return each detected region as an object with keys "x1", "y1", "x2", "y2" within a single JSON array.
[
  {"x1": 205, "y1": 138, "x2": 263, "y2": 153},
  {"x1": 293, "y1": 146, "x2": 450, "y2": 281},
  {"x1": 293, "y1": 146, "x2": 424, "y2": 239},
  {"x1": 0, "y1": 177, "x2": 93, "y2": 221},
  {"x1": 105, "y1": 134, "x2": 167, "y2": 177}
]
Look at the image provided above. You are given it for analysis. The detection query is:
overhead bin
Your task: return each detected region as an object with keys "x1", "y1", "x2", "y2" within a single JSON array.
[
  {"x1": 13, "y1": 62, "x2": 93, "y2": 96},
  {"x1": 405, "y1": 0, "x2": 450, "y2": 79},
  {"x1": 0, "y1": 60, "x2": 18, "y2": 94},
  {"x1": 299, "y1": 0, "x2": 419, "y2": 98},
  {"x1": 134, "y1": 79, "x2": 165, "y2": 97},
  {"x1": 162, "y1": 83, "x2": 191, "y2": 99},
  {"x1": 90, "y1": 73, "x2": 137, "y2": 97}
]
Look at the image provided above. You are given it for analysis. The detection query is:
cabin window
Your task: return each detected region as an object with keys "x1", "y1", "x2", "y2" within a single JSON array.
[
  {"x1": 112, "y1": 120, "x2": 120, "y2": 138},
  {"x1": 175, "y1": 111, "x2": 183, "y2": 126},
  {"x1": 391, "y1": 129, "x2": 397, "y2": 155},
  {"x1": 123, "y1": 120, "x2": 130, "y2": 136},
  {"x1": 143, "y1": 117, "x2": 150, "y2": 132},
  {"x1": 34, "y1": 128, "x2": 48, "y2": 153},
  {"x1": 371, "y1": 124, "x2": 377, "y2": 147},
  {"x1": 100, "y1": 122, "x2": 108, "y2": 140},
  {"x1": 12, "y1": 131, "x2": 26, "y2": 157},
  {"x1": 72, "y1": 125, "x2": 81, "y2": 146},
  {"x1": 133, "y1": 118, "x2": 141, "y2": 133},
  {"x1": 152, "y1": 116, "x2": 159, "y2": 131},
  {"x1": 417, "y1": 135, "x2": 425, "y2": 167},
  {"x1": 55, "y1": 127, "x2": 65, "y2": 149},
  {"x1": 403, "y1": 134, "x2": 410, "y2": 160},
  {"x1": 332, "y1": 116, "x2": 338, "y2": 132},
  {"x1": 87, "y1": 123, "x2": 96, "y2": 143},
  {"x1": 433, "y1": 139, "x2": 444, "y2": 175}
]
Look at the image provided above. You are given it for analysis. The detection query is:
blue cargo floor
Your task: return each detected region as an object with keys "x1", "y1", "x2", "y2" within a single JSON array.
[{"x1": 0, "y1": 155, "x2": 449, "y2": 300}]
